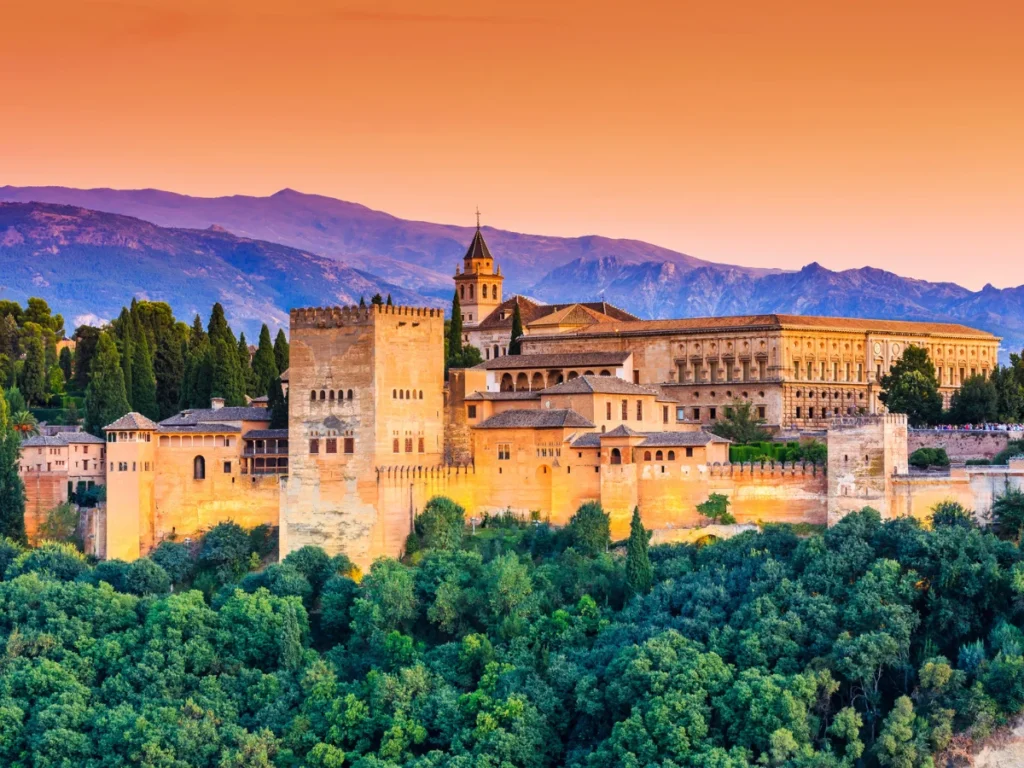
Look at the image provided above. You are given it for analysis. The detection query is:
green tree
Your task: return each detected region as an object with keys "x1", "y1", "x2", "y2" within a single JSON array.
[
  {"x1": 71, "y1": 325, "x2": 100, "y2": 392},
  {"x1": 697, "y1": 492, "x2": 736, "y2": 524},
  {"x1": 115, "y1": 307, "x2": 134, "y2": 402},
  {"x1": 274, "y1": 328, "x2": 290, "y2": 373},
  {"x1": 58, "y1": 345, "x2": 73, "y2": 383},
  {"x1": 386, "y1": 293, "x2": 393, "y2": 306},
  {"x1": 251, "y1": 324, "x2": 279, "y2": 397},
  {"x1": 710, "y1": 399, "x2": 771, "y2": 443},
  {"x1": 84, "y1": 331, "x2": 131, "y2": 436},
  {"x1": 569, "y1": 501, "x2": 611, "y2": 555},
  {"x1": 948, "y1": 374, "x2": 998, "y2": 425},
  {"x1": 130, "y1": 326, "x2": 159, "y2": 420},
  {"x1": 0, "y1": 392, "x2": 26, "y2": 543},
  {"x1": 38, "y1": 502, "x2": 79, "y2": 543},
  {"x1": 416, "y1": 496, "x2": 465, "y2": 551},
  {"x1": 211, "y1": 337, "x2": 245, "y2": 406},
  {"x1": 446, "y1": 291, "x2": 464, "y2": 374},
  {"x1": 508, "y1": 301, "x2": 524, "y2": 355},
  {"x1": 874, "y1": 696, "x2": 926, "y2": 768},
  {"x1": 879, "y1": 345, "x2": 942, "y2": 426},
  {"x1": 992, "y1": 488, "x2": 1024, "y2": 545},
  {"x1": 929, "y1": 500, "x2": 975, "y2": 529},
  {"x1": 238, "y1": 332, "x2": 258, "y2": 397},
  {"x1": 19, "y1": 332, "x2": 46, "y2": 405},
  {"x1": 625, "y1": 506, "x2": 653, "y2": 597},
  {"x1": 46, "y1": 364, "x2": 65, "y2": 401},
  {"x1": 268, "y1": 376, "x2": 288, "y2": 429},
  {"x1": 371, "y1": 293, "x2": 384, "y2": 306},
  {"x1": 991, "y1": 365, "x2": 1024, "y2": 422}
]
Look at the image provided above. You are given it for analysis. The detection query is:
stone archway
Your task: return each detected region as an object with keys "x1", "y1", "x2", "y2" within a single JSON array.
[
  {"x1": 516, "y1": 372, "x2": 529, "y2": 391},
  {"x1": 500, "y1": 373, "x2": 514, "y2": 392},
  {"x1": 531, "y1": 372, "x2": 545, "y2": 391}
]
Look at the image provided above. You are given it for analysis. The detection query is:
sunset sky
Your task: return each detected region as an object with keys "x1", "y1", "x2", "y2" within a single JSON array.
[{"x1": 3, "y1": 0, "x2": 1023, "y2": 289}]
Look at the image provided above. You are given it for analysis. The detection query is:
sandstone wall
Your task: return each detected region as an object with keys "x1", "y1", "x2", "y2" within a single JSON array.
[
  {"x1": 22, "y1": 472, "x2": 67, "y2": 544},
  {"x1": 909, "y1": 430, "x2": 1020, "y2": 461}
]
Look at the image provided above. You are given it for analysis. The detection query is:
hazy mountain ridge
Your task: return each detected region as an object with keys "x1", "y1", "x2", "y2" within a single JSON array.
[{"x1": 0, "y1": 202, "x2": 429, "y2": 335}]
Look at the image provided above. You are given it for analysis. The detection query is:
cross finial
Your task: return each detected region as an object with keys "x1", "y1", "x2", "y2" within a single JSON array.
[{"x1": 475, "y1": 206, "x2": 481, "y2": 230}]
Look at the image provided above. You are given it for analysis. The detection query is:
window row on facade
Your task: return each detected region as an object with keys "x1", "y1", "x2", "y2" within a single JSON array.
[
  {"x1": 392, "y1": 389, "x2": 424, "y2": 400},
  {"x1": 392, "y1": 437, "x2": 426, "y2": 453},
  {"x1": 158, "y1": 434, "x2": 235, "y2": 448},
  {"x1": 109, "y1": 460, "x2": 153, "y2": 472},
  {"x1": 677, "y1": 359, "x2": 768, "y2": 383},
  {"x1": 309, "y1": 437, "x2": 355, "y2": 454},
  {"x1": 458, "y1": 283, "x2": 499, "y2": 301},
  {"x1": 499, "y1": 370, "x2": 613, "y2": 392},
  {"x1": 311, "y1": 389, "x2": 355, "y2": 402}
]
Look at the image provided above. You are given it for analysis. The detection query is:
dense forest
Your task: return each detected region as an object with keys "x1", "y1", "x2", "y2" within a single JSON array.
[{"x1": 2, "y1": 499, "x2": 1024, "y2": 766}]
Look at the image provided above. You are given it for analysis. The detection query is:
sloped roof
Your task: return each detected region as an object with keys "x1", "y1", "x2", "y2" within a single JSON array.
[
  {"x1": 603, "y1": 424, "x2": 643, "y2": 438},
  {"x1": 474, "y1": 351, "x2": 631, "y2": 371},
  {"x1": 104, "y1": 412, "x2": 159, "y2": 431},
  {"x1": 474, "y1": 295, "x2": 637, "y2": 332},
  {"x1": 243, "y1": 429, "x2": 290, "y2": 439},
  {"x1": 570, "y1": 429, "x2": 729, "y2": 449},
  {"x1": 540, "y1": 313, "x2": 996, "y2": 340},
  {"x1": 464, "y1": 391, "x2": 541, "y2": 401},
  {"x1": 541, "y1": 375, "x2": 659, "y2": 397},
  {"x1": 473, "y1": 408, "x2": 595, "y2": 430},
  {"x1": 160, "y1": 407, "x2": 272, "y2": 427},
  {"x1": 463, "y1": 227, "x2": 494, "y2": 262},
  {"x1": 157, "y1": 424, "x2": 241, "y2": 434}
]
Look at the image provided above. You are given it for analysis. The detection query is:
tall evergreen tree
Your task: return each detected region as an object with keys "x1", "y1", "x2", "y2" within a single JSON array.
[
  {"x1": 273, "y1": 329, "x2": 290, "y2": 374},
  {"x1": 207, "y1": 303, "x2": 232, "y2": 346},
  {"x1": 359, "y1": 296, "x2": 366, "y2": 308},
  {"x1": 19, "y1": 333, "x2": 47, "y2": 405},
  {"x1": 85, "y1": 332, "x2": 131, "y2": 436},
  {"x1": 268, "y1": 377, "x2": 288, "y2": 429},
  {"x1": 371, "y1": 293, "x2": 384, "y2": 306},
  {"x1": 252, "y1": 325, "x2": 279, "y2": 397},
  {"x1": 447, "y1": 291, "x2": 463, "y2": 371},
  {"x1": 508, "y1": 301, "x2": 524, "y2": 355},
  {"x1": 181, "y1": 338, "x2": 213, "y2": 409},
  {"x1": 386, "y1": 293, "x2": 393, "y2": 306},
  {"x1": 130, "y1": 328, "x2": 159, "y2": 420},
  {"x1": 625, "y1": 506, "x2": 653, "y2": 597},
  {"x1": 72, "y1": 325, "x2": 100, "y2": 392},
  {"x1": 116, "y1": 308, "x2": 134, "y2": 406},
  {"x1": 189, "y1": 314, "x2": 207, "y2": 351},
  {"x1": 237, "y1": 332, "x2": 257, "y2": 397},
  {"x1": 58, "y1": 346, "x2": 73, "y2": 383},
  {"x1": 0, "y1": 390, "x2": 27, "y2": 544},
  {"x1": 211, "y1": 337, "x2": 245, "y2": 406}
]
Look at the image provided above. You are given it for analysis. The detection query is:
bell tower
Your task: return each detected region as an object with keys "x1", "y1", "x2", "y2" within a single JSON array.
[{"x1": 454, "y1": 209, "x2": 503, "y2": 329}]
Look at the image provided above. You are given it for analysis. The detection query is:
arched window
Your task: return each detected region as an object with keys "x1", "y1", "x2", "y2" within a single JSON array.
[
  {"x1": 460, "y1": 285, "x2": 465, "y2": 299},
  {"x1": 655, "y1": 450, "x2": 664, "y2": 460},
  {"x1": 393, "y1": 389, "x2": 397, "y2": 398},
  {"x1": 310, "y1": 390, "x2": 317, "y2": 401},
  {"x1": 531, "y1": 372, "x2": 544, "y2": 391},
  {"x1": 583, "y1": 370, "x2": 594, "y2": 376},
  {"x1": 329, "y1": 390, "x2": 335, "y2": 400},
  {"x1": 567, "y1": 371, "x2": 579, "y2": 380},
  {"x1": 515, "y1": 373, "x2": 529, "y2": 391},
  {"x1": 319, "y1": 390, "x2": 326, "y2": 400},
  {"x1": 493, "y1": 345, "x2": 500, "y2": 359},
  {"x1": 406, "y1": 389, "x2": 411, "y2": 400},
  {"x1": 418, "y1": 390, "x2": 423, "y2": 399},
  {"x1": 668, "y1": 451, "x2": 675, "y2": 460},
  {"x1": 610, "y1": 448, "x2": 622, "y2": 465},
  {"x1": 399, "y1": 390, "x2": 404, "y2": 399},
  {"x1": 492, "y1": 284, "x2": 497, "y2": 299},
  {"x1": 348, "y1": 389, "x2": 354, "y2": 400},
  {"x1": 643, "y1": 451, "x2": 652, "y2": 461},
  {"x1": 500, "y1": 373, "x2": 514, "y2": 392},
  {"x1": 482, "y1": 285, "x2": 488, "y2": 299},
  {"x1": 599, "y1": 369, "x2": 611, "y2": 376},
  {"x1": 193, "y1": 455, "x2": 206, "y2": 480},
  {"x1": 469, "y1": 285, "x2": 474, "y2": 300}
]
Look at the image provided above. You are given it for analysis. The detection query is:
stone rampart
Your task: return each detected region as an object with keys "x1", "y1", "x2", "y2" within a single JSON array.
[
  {"x1": 909, "y1": 429, "x2": 1020, "y2": 461},
  {"x1": 22, "y1": 472, "x2": 67, "y2": 544}
]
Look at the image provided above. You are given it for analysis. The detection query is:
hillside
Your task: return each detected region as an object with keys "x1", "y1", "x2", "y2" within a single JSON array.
[{"x1": 0, "y1": 202, "x2": 429, "y2": 335}]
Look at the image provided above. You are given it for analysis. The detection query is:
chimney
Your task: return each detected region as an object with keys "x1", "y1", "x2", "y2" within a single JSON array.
[{"x1": 210, "y1": 397, "x2": 225, "y2": 410}]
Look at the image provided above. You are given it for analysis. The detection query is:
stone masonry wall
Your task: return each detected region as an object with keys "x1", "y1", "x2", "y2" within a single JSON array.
[{"x1": 908, "y1": 430, "x2": 1019, "y2": 461}]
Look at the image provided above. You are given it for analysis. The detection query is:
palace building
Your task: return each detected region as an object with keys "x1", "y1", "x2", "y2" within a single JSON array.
[{"x1": 22, "y1": 225, "x2": 1011, "y2": 570}]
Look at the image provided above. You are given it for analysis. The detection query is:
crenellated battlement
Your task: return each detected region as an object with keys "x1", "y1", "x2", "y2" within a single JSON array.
[
  {"x1": 707, "y1": 461, "x2": 825, "y2": 477},
  {"x1": 830, "y1": 413, "x2": 908, "y2": 429},
  {"x1": 376, "y1": 463, "x2": 475, "y2": 479},
  {"x1": 291, "y1": 304, "x2": 443, "y2": 329}
]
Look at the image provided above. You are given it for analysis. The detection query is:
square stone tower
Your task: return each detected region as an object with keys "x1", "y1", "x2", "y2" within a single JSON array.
[
  {"x1": 827, "y1": 413, "x2": 908, "y2": 524},
  {"x1": 281, "y1": 303, "x2": 445, "y2": 567}
]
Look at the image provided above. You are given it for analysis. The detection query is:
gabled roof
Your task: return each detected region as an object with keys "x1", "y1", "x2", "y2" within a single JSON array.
[
  {"x1": 104, "y1": 412, "x2": 159, "y2": 431},
  {"x1": 160, "y1": 407, "x2": 272, "y2": 427},
  {"x1": 540, "y1": 374, "x2": 658, "y2": 397},
  {"x1": 603, "y1": 424, "x2": 643, "y2": 438},
  {"x1": 463, "y1": 228, "x2": 493, "y2": 262},
  {"x1": 473, "y1": 408, "x2": 595, "y2": 430},
  {"x1": 474, "y1": 351, "x2": 631, "y2": 371},
  {"x1": 20, "y1": 433, "x2": 102, "y2": 447},
  {"x1": 157, "y1": 424, "x2": 242, "y2": 434},
  {"x1": 639, "y1": 431, "x2": 731, "y2": 447},
  {"x1": 473, "y1": 296, "x2": 637, "y2": 332}
]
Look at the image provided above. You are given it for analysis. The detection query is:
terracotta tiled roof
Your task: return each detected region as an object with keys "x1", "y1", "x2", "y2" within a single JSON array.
[
  {"x1": 243, "y1": 429, "x2": 290, "y2": 439},
  {"x1": 473, "y1": 409, "x2": 595, "y2": 430},
  {"x1": 603, "y1": 424, "x2": 643, "y2": 437},
  {"x1": 542, "y1": 313, "x2": 996, "y2": 340},
  {"x1": 474, "y1": 296, "x2": 637, "y2": 332},
  {"x1": 104, "y1": 412, "x2": 159, "y2": 431},
  {"x1": 541, "y1": 375, "x2": 658, "y2": 397},
  {"x1": 639, "y1": 431, "x2": 731, "y2": 446},
  {"x1": 157, "y1": 424, "x2": 241, "y2": 434},
  {"x1": 474, "y1": 351, "x2": 631, "y2": 371},
  {"x1": 464, "y1": 391, "x2": 541, "y2": 401},
  {"x1": 160, "y1": 407, "x2": 272, "y2": 427},
  {"x1": 20, "y1": 433, "x2": 105, "y2": 447}
]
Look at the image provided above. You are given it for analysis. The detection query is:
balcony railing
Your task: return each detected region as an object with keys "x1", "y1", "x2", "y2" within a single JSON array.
[
  {"x1": 243, "y1": 446, "x2": 289, "y2": 456},
  {"x1": 241, "y1": 467, "x2": 288, "y2": 476}
]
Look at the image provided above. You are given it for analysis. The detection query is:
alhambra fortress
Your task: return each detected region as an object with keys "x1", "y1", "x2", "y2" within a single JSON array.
[{"x1": 17, "y1": 227, "x2": 1024, "y2": 567}]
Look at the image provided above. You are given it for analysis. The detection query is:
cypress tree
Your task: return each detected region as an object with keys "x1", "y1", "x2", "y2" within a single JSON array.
[
  {"x1": 85, "y1": 332, "x2": 131, "y2": 436},
  {"x1": 72, "y1": 325, "x2": 100, "y2": 392},
  {"x1": 268, "y1": 377, "x2": 288, "y2": 429},
  {"x1": 274, "y1": 329, "x2": 290, "y2": 374},
  {"x1": 207, "y1": 303, "x2": 231, "y2": 346},
  {"x1": 252, "y1": 324, "x2": 279, "y2": 397},
  {"x1": 359, "y1": 296, "x2": 366, "y2": 309},
  {"x1": 447, "y1": 291, "x2": 463, "y2": 369},
  {"x1": 211, "y1": 337, "x2": 245, "y2": 406},
  {"x1": 189, "y1": 314, "x2": 207, "y2": 351},
  {"x1": 117, "y1": 309, "x2": 134, "y2": 406},
  {"x1": 625, "y1": 506, "x2": 653, "y2": 597},
  {"x1": 237, "y1": 332, "x2": 257, "y2": 397},
  {"x1": 371, "y1": 293, "x2": 383, "y2": 306},
  {"x1": 386, "y1": 293, "x2": 393, "y2": 306},
  {"x1": 131, "y1": 328, "x2": 159, "y2": 420},
  {"x1": 153, "y1": 322, "x2": 186, "y2": 420},
  {"x1": 19, "y1": 333, "x2": 47, "y2": 405},
  {"x1": 58, "y1": 346, "x2": 73, "y2": 383},
  {"x1": 0, "y1": 391, "x2": 27, "y2": 544},
  {"x1": 182, "y1": 339, "x2": 213, "y2": 409},
  {"x1": 508, "y1": 301, "x2": 524, "y2": 355}
]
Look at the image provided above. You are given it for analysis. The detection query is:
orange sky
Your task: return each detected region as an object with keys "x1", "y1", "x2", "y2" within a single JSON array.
[{"x1": 3, "y1": 0, "x2": 1023, "y2": 288}]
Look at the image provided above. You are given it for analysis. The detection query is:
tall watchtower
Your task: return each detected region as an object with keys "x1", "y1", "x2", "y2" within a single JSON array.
[
  {"x1": 454, "y1": 212, "x2": 503, "y2": 328},
  {"x1": 281, "y1": 303, "x2": 445, "y2": 568}
]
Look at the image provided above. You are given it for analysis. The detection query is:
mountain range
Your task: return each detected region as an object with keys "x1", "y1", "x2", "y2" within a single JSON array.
[{"x1": 1, "y1": 185, "x2": 1021, "y2": 358}]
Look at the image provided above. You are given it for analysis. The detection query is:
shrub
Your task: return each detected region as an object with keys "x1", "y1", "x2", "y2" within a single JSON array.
[
  {"x1": 199, "y1": 521, "x2": 253, "y2": 582},
  {"x1": 992, "y1": 440, "x2": 1024, "y2": 465},
  {"x1": 697, "y1": 492, "x2": 736, "y2": 524},
  {"x1": 0, "y1": 537, "x2": 24, "y2": 579},
  {"x1": 150, "y1": 540, "x2": 194, "y2": 586},
  {"x1": 123, "y1": 558, "x2": 172, "y2": 596},
  {"x1": 929, "y1": 501, "x2": 975, "y2": 529},
  {"x1": 6, "y1": 541, "x2": 90, "y2": 581},
  {"x1": 909, "y1": 447, "x2": 950, "y2": 469}
]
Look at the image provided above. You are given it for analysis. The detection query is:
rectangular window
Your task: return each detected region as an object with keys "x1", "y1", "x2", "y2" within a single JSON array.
[
  {"x1": 606, "y1": 402, "x2": 612, "y2": 420},
  {"x1": 677, "y1": 362, "x2": 686, "y2": 383},
  {"x1": 223, "y1": 461, "x2": 231, "y2": 473},
  {"x1": 807, "y1": 361, "x2": 813, "y2": 380},
  {"x1": 621, "y1": 399, "x2": 628, "y2": 420},
  {"x1": 686, "y1": 447, "x2": 693, "y2": 458},
  {"x1": 796, "y1": 406, "x2": 802, "y2": 418},
  {"x1": 845, "y1": 362, "x2": 851, "y2": 381},
  {"x1": 636, "y1": 400, "x2": 643, "y2": 420},
  {"x1": 833, "y1": 362, "x2": 839, "y2": 381},
  {"x1": 726, "y1": 365, "x2": 734, "y2": 382},
  {"x1": 758, "y1": 405, "x2": 766, "y2": 419},
  {"x1": 877, "y1": 364, "x2": 883, "y2": 381},
  {"x1": 405, "y1": 438, "x2": 413, "y2": 453},
  {"x1": 309, "y1": 439, "x2": 319, "y2": 454},
  {"x1": 959, "y1": 367, "x2": 965, "y2": 384},
  {"x1": 344, "y1": 437, "x2": 354, "y2": 454},
  {"x1": 794, "y1": 362, "x2": 801, "y2": 380},
  {"x1": 710, "y1": 365, "x2": 718, "y2": 383},
  {"x1": 820, "y1": 361, "x2": 826, "y2": 379},
  {"x1": 326, "y1": 438, "x2": 337, "y2": 454},
  {"x1": 741, "y1": 360, "x2": 750, "y2": 380},
  {"x1": 633, "y1": 370, "x2": 640, "y2": 384},
  {"x1": 393, "y1": 438, "x2": 400, "y2": 453},
  {"x1": 418, "y1": 437, "x2": 425, "y2": 453},
  {"x1": 808, "y1": 407, "x2": 815, "y2": 419},
  {"x1": 857, "y1": 363, "x2": 863, "y2": 382},
  {"x1": 497, "y1": 443, "x2": 511, "y2": 461},
  {"x1": 663, "y1": 405, "x2": 669, "y2": 424},
  {"x1": 709, "y1": 407, "x2": 717, "y2": 420},
  {"x1": 467, "y1": 405, "x2": 477, "y2": 419},
  {"x1": 759, "y1": 360, "x2": 766, "y2": 379},
  {"x1": 692, "y1": 407, "x2": 700, "y2": 420}
]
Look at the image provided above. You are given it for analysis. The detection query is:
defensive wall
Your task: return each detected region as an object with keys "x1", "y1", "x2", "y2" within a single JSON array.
[
  {"x1": 908, "y1": 429, "x2": 1020, "y2": 461},
  {"x1": 21, "y1": 472, "x2": 67, "y2": 544}
]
